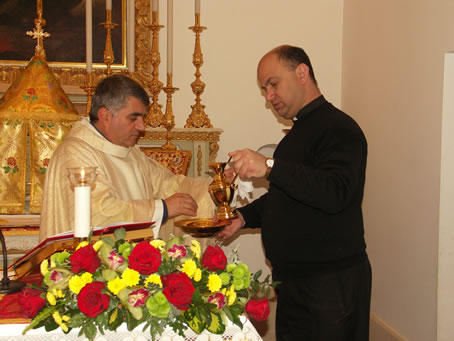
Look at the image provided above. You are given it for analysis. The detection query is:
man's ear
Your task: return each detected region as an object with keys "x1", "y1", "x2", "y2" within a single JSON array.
[
  {"x1": 97, "y1": 107, "x2": 110, "y2": 124},
  {"x1": 295, "y1": 63, "x2": 309, "y2": 84}
]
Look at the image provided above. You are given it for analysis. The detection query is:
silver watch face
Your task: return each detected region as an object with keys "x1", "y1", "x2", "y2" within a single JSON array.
[{"x1": 266, "y1": 158, "x2": 274, "y2": 168}]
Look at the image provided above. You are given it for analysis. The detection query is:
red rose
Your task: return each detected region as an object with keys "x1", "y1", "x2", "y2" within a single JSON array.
[
  {"x1": 70, "y1": 245, "x2": 101, "y2": 273},
  {"x1": 128, "y1": 241, "x2": 162, "y2": 274},
  {"x1": 7, "y1": 157, "x2": 16, "y2": 167},
  {"x1": 245, "y1": 299, "x2": 270, "y2": 321},
  {"x1": 201, "y1": 245, "x2": 227, "y2": 271},
  {"x1": 19, "y1": 287, "x2": 46, "y2": 318},
  {"x1": 162, "y1": 273, "x2": 195, "y2": 310},
  {"x1": 27, "y1": 88, "x2": 37, "y2": 95},
  {"x1": 77, "y1": 281, "x2": 110, "y2": 318},
  {"x1": 43, "y1": 158, "x2": 50, "y2": 167}
]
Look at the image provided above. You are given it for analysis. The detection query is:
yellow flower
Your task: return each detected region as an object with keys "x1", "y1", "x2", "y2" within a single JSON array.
[
  {"x1": 121, "y1": 268, "x2": 140, "y2": 287},
  {"x1": 193, "y1": 268, "x2": 202, "y2": 282},
  {"x1": 145, "y1": 274, "x2": 162, "y2": 288},
  {"x1": 181, "y1": 259, "x2": 197, "y2": 278},
  {"x1": 46, "y1": 291, "x2": 56, "y2": 306},
  {"x1": 80, "y1": 272, "x2": 93, "y2": 284},
  {"x1": 108, "y1": 277, "x2": 126, "y2": 295},
  {"x1": 52, "y1": 311, "x2": 62, "y2": 324},
  {"x1": 52, "y1": 311, "x2": 69, "y2": 333},
  {"x1": 52, "y1": 288, "x2": 65, "y2": 298},
  {"x1": 222, "y1": 284, "x2": 237, "y2": 306},
  {"x1": 69, "y1": 274, "x2": 89, "y2": 294},
  {"x1": 40, "y1": 260, "x2": 49, "y2": 276},
  {"x1": 228, "y1": 289, "x2": 236, "y2": 306},
  {"x1": 207, "y1": 273, "x2": 222, "y2": 293},
  {"x1": 190, "y1": 240, "x2": 201, "y2": 259},
  {"x1": 93, "y1": 240, "x2": 103, "y2": 251},
  {"x1": 76, "y1": 241, "x2": 89, "y2": 250},
  {"x1": 150, "y1": 239, "x2": 166, "y2": 250}
]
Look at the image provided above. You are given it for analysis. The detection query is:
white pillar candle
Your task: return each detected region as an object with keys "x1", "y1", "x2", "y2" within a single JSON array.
[
  {"x1": 152, "y1": 0, "x2": 159, "y2": 12},
  {"x1": 86, "y1": 0, "x2": 92, "y2": 72},
  {"x1": 106, "y1": 0, "x2": 112, "y2": 10},
  {"x1": 195, "y1": 0, "x2": 200, "y2": 14},
  {"x1": 167, "y1": 0, "x2": 173, "y2": 75},
  {"x1": 128, "y1": 0, "x2": 135, "y2": 72},
  {"x1": 74, "y1": 186, "x2": 91, "y2": 238}
]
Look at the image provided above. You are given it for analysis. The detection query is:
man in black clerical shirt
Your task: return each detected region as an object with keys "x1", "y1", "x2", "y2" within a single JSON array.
[{"x1": 218, "y1": 45, "x2": 371, "y2": 341}]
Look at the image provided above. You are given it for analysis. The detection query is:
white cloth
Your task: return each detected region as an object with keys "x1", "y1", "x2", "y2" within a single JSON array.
[
  {"x1": 0, "y1": 316, "x2": 262, "y2": 341},
  {"x1": 230, "y1": 178, "x2": 254, "y2": 207}
]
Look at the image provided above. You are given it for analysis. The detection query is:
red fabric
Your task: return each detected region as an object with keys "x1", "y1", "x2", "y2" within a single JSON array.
[{"x1": 0, "y1": 273, "x2": 43, "y2": 320}]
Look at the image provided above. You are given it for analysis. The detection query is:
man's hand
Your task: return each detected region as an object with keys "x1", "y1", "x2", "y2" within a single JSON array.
[
  {"x1": 224, "y1": 167, "x2": 236, "y2": 183},
  {"x1": 228, "y1": 149, "x2": 267, "y2": 179},
  {"x1": 165, "y1": 193, "x2": 198, "y2": 218},
  {"x1": 217, "y1": 215, "x2": 244, "y2": 240}
]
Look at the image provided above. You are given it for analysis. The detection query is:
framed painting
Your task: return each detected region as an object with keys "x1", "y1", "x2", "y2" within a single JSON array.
[
  {"x1": 0, "y1": 0, "x2": 154, "y2": 91},
  {"x1": 0, "y1": 0, "x2": 124, "y2": 66}
]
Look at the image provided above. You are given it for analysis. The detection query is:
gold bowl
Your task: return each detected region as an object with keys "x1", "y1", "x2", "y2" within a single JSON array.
[{"x1": 175, "y1": 218, "x2": 228, "y2": 237}]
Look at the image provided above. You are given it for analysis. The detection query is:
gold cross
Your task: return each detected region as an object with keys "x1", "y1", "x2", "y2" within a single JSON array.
[{"x1": 26, "y1": 22, "x2": 50, "y2": 58}]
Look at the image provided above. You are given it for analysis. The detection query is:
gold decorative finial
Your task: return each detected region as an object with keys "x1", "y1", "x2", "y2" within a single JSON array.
[
  {"x1": 101, "y1": 8, "x2": 118, "y2": 75},
  {"x1": 26, "y1": 0, "x2": 50, "y2": 59},
  {"x1": 185, "y1": 13, "x2": 212, "y2": 128},
  {"x1": 145, "y1": 10, "x2": 165, "y2": 128}
]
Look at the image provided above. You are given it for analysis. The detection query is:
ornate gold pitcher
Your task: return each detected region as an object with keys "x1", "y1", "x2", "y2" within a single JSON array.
[{"x1": 207, "y1": 162, "x2": 238, "y2": 221}]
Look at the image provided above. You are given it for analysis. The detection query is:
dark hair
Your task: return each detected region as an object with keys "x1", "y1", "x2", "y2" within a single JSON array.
[
  {"x1": 274, "y1": 45, "x2": 317, "y2": 85},
  {"x1": 89, "y1": 74, "x2": 150, "y2": 122}
]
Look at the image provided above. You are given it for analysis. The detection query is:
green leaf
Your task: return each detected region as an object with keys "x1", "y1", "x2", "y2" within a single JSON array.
[
  {"x1": 253, "y1": 269, "x2": 262, "y2": 281},
  {"x1": 206, "y1": 312, "x2": 225, "y2": 334},
  {"x1": 183, "y1": 310, "x2": 206, "y2": 334},
  {"x1": 101, "y1": 236, "x2": 115, "y2": 247},
  {"x1": 114, "y1": 228, "x2": 127, "y2": 241},
  {"x1": 22, "y1": 306, "x2": 58, "y2": 335},
  {"x1": 68, "y1": 312, "x2": 85, "y2": 327},
  {"x1": 82, "y1": 321, "x2": 97, "y2": 341}
]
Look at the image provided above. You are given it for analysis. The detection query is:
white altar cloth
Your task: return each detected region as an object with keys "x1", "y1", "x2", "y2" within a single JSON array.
[{"x1": 0, "y1": 316, "x2": 262, "y2": 341}]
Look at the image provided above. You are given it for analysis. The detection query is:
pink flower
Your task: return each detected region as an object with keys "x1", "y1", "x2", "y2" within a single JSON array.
[
  {"x1": 167, "y1": 245, "x2": 187, "y2": 259},
  {"x1": 207, "y1": 292, "x2": 226, "y2": 309},
  {"x1": 107, "y1": 251, "x2": 125, "y2": 270},
  {"x1": 50, "y1": 270, "x2": 63, "y2": 283},
  {"x1": 128, "y1": 289, "x2": 150, "y2": 307}
]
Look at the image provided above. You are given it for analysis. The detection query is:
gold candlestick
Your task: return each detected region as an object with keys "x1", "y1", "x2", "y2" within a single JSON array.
[
  {"x1": 146, "y1": 11, "x2": 165, "y2": 128},
  {"x1": 100, "y1": 9, "x2": 118, "y2": 76},
  {"x1": 162, "y1": 73, "x2": 178, "y2": 150},
  {"x1": 185, "y1": 13, "x2": 212, "y2": 128},
  {"x1": 80, "y1": 71, "x2": 96, "y2": 116}
]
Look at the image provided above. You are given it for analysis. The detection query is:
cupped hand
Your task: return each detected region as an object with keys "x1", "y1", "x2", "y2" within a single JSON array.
[
  {"x1": 165, "y1": 193, "x2": 198, "y2": 218},
  {"x1": 216, "y1": 215, "x2": 244, "y2": 240},
  {"x1": 228, "y1": 149, "x2": 267, "y2": 179}
]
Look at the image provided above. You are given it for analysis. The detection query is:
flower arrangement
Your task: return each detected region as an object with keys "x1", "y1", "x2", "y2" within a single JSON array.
[{"x1": 22, "y1": 229, "x2": 276, "y2": 340}]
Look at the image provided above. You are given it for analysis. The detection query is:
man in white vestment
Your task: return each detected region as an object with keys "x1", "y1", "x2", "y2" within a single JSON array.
[{"x1": 40, "y1": 75, "x2": 214, "y2": 242}]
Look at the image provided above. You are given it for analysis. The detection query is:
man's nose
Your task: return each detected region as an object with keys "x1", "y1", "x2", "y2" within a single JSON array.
[
  {"x1": 265, "y1": 90, "x2": 275, "y2": 102},
  {"x1": 136, "y1": 117, "x2": 145, "y2": 131}
]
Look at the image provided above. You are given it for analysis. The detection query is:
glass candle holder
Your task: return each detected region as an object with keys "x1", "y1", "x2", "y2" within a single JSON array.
[{"x1": 67, "y1": 167, "x2": 97, "y2": 241}]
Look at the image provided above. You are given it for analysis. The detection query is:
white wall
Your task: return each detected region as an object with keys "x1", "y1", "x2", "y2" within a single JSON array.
[
  {"x1": 438, "y1": 52, "x2": 454, "y2": 341},
  {"x1": 162, "y1": 0, "x2": 344, "y2": 161},
  {"x1": 342, "y1": 1, "x2": 454, "y2": 340}
]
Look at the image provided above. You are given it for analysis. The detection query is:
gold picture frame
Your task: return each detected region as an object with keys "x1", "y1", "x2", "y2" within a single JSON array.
[{"x1": 0, "y1": 0, "x2": 152, "y2": 93}]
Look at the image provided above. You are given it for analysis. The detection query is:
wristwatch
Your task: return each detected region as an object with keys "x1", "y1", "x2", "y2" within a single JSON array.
[{"x1": 265, "y1": 158, "x2": 274, "y2": 176}]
